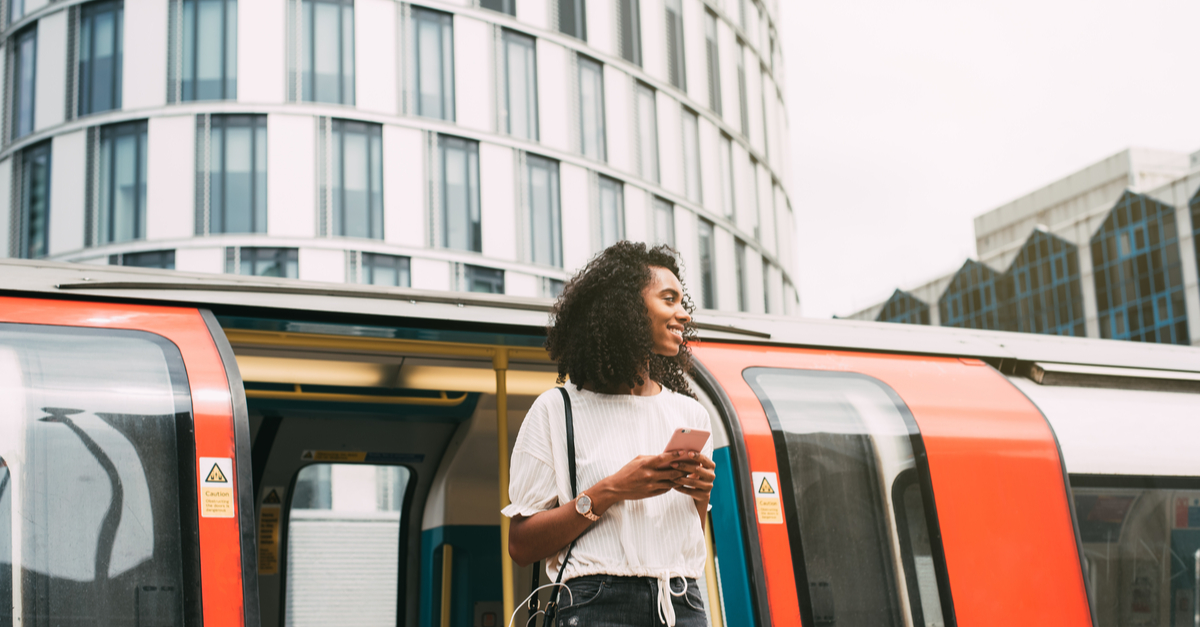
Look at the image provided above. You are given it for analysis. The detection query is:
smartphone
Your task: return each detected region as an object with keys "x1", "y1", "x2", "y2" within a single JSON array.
[{"x1": 663, "y1": 427, "x2": 710, "y2": 454}]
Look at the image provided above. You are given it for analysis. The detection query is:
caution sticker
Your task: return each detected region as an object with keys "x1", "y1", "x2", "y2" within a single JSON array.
[
  {"x1": 259, "y1": 486, "x2": 285, "y2": 575},
  {"x1": 752, "y1": 471, "x2": 783, "y2": 524},
  {"x1": 300, "y1": 450, "x2": 425, "y2": 463},
  {"x1": 199, "y1": 457, "x2": 235, "y2": 518}
]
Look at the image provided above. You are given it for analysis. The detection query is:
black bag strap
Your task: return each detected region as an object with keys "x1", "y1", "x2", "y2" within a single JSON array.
[{"x1": 528, "y1": 387, "x2": 578, "y2": 627}]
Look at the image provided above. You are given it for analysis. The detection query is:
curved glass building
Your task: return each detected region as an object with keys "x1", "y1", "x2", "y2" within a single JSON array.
[{"x1": 1, "y1": 0, "x2": 797, "y2": 314}]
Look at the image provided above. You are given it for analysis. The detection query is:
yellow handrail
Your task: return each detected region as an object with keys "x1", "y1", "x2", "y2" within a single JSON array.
[
  {"x1": 704, "y1": 515, "x2": 725, "y2": 627},
  {"x1": 244, "y1": 386, "x2": 470, "y2": 406},
  {"x1": 441, "y1": 544, "x2": 454, "y2": 627}
]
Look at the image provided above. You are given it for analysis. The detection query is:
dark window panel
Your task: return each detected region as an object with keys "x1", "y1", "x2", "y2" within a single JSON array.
[
  {"x1": 79, "y1": 1, "x2": 123, "y2": 116},
  {"x1": 228, "y1": 247, "x2": 298, "y2": 278},
  {"x1": 330, "y1": 119, "x2": 383, "y2": 239},
  {"x1": 301, "y1": 0, "x2": 354, "y2": 105},
  {"x1": 438, "y1": 134, "x2": 481, "y2": 252},
  {"x1": 465, "y1": 264, "x2": 504, "y2": 294},
  {"x1": 875, "y1": 289, "x2": 930, "y2": 326},
  {"x1": 412, "y1": 7, "x2": 454, "y2": 121},
  {"x1": 362, "y1": 252, "x2": 410, "y2": 287},
  {"x1": 17, "y1": 141, "x2": 52, "y2": 259}
]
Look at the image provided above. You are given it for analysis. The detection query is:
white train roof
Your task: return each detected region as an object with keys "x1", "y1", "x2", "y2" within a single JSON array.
[{"x1": 2, "y1": 258, "x2": 1197, "y2": 374}]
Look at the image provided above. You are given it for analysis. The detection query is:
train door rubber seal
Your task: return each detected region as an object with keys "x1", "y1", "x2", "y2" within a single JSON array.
[
  {"x1": 201, "y1": 309, "x2": 262, "y2": 627},
  {"x1": 691, "y1": 360, "x2": 773, "y2": 626}
]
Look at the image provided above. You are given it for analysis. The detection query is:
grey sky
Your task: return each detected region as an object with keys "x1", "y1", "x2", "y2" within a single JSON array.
[{"x1": 780, "y1": 0, "x2": 1200, "y2": 319}]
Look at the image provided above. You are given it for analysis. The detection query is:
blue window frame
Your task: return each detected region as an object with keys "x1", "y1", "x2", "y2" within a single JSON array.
[
  {"x1": 16, "y1": 141, "x2": 51, "y2": 259},
  {"x1": 937, "y1": 259, "x2": 1012, "y2": 330},
  {"x1": 98, "y1": 120, "x2": 147, "y2": 244},
  {"x1": 876, "y1": 289, "x2": 930, "y2": 325},
  {"x1": 11, "y1": 27, "x2": 36, "y2": 140},
  {"x1": 169, "y1": 0, "x2": 237, "y2": 102},
  {"x1": 1090, "y1": 191, "x2": 1189, "y2": 344},
  {"x1": 1010, "y1": 230, "x2": 1085, "y2": 336},
  {"x1": 300, "y1": 0, "x2": 354, "y2": 105},
  {"x1": 79, "y1": 0, "x2": 123, "y2": 116}
]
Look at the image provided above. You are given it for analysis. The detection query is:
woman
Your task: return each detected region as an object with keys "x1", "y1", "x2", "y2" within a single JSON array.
[{"x1": 504, "y1": 242, "x2": 717, "y2": 627}]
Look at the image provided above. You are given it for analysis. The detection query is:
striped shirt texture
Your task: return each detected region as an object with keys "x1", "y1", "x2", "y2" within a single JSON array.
[{"x1": 502, "y1": 384, "x2": 713, "y2": 586}]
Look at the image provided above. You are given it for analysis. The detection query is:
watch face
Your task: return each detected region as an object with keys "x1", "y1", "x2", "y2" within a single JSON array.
[{"x1": 576, "y1": 494, "x2": 592, "y2": 514}]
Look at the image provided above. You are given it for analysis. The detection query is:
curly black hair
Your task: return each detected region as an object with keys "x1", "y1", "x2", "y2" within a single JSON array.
[{"x1": 546, "y1": 241, "x2": 697, "y2": 397}]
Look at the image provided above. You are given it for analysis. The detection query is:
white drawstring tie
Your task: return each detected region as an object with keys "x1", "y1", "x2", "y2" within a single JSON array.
[{"x1": 655, "y1": 573, "x2": 688, "y2": 627}]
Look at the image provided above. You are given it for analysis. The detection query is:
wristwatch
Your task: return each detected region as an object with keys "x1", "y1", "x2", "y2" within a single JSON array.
[{"x1": 576, "y1": 492, "x2": 600, "y2": 521}]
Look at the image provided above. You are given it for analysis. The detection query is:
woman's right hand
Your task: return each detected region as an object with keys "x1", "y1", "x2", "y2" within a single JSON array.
[{"x1": 590, "y1": 452, "x2": 687, "y2": 515}]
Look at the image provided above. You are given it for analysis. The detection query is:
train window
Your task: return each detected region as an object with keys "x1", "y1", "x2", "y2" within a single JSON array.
[
  {"x1": 0, "y1": 323, "x2": 199, "y2": 627},
  {"x1": 1072, "y1": 481, "x2": 1200, "y2": 627},
  {"x1": 744, "y1": 368, "x2": 950, "y2": 627},
  {"x1": 284, "y1": 463, "x2": 411, "y2": 627}
]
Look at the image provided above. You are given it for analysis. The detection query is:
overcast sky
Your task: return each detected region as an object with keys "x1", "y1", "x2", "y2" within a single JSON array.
[{"x1": 780, "y1": 0, "x2": 1200, "y2": 319}]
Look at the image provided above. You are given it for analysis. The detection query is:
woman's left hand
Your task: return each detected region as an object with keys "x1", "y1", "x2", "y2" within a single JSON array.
[{"x1": 667, "y1": 451, "x2": 716, "y2": 501}]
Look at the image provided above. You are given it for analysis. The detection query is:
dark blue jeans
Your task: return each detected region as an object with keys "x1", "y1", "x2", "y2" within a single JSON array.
[{"x1": 554, "y1": 574, "x2": 708, "y2": 627}]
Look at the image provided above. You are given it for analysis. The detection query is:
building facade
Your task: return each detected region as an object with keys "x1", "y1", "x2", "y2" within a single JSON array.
[
  {"x1": 848, "y1": 148, "x2": 1200, "y2": 346},
  {"x1": 0, "y1": 0, "x2": 797, "y2": 314}
]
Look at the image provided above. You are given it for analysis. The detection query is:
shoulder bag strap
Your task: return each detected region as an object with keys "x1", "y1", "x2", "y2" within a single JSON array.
[{"x1": 529, "y1": 387, "x2": 579, "y2": 627}]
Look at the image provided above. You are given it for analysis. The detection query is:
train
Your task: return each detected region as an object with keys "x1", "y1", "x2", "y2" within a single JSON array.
[{"x1": 1, "y1": 257, "x2": 1198, "y2": 627}]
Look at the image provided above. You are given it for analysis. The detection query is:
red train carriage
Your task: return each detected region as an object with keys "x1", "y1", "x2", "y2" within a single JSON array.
[{"x1": 2, "y1": 258, "x2": 1198, "y2": 627}]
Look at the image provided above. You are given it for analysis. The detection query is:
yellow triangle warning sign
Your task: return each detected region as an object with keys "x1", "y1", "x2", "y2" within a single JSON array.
[
  {"x1": 758, "y1": 478, "x2": 775, "y2": 495},
  {"x1": 263, "y1": 489, "x2": 281, "y2": 505},
  {"x1": 205, "y1": 463, "x2": 228, "y2": 484}
]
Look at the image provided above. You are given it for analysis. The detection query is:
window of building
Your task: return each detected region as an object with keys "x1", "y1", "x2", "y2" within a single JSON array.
[
  {"x1": 480, "y1": 0, "x2": 514, "y2": 16},
  {"x1": 1090, "y1": 191, "x2": 1189, "y2": 344},
  {"x1": 635, "y1": 81, "x2": 658, "y2": 183},
  {"x1": 465, "y1": 264, "x2": 504, "y2": 293},
  {"x1": 0, "y1": 324, "x2": 202, "y2": 627},
  {"x1": 110, "y1": 249, "x2": 176, "y2": 269},
  {"x1": 652, "y1": 196, "x2": 674, "y2": 248},
  {"x1": 546, "y1": 277, "x2": 564, "y2": 298},
  {"x1": 704, "y1": 10, "x2": 721, "y2": 115},
  {"x1": 598, "y1": 175, "x2": 624, "y2": 249},
  {"x1": 437, "y1": 134, "x2": 481, "y2": 253},
  {"x1": 1010, "y1": 230, "x2": 1084, "y2": 336},
  {"x1": 736, "y1": 40, "x2": 749, "y2": 136},
  {"x1": 762, "y1": 258, "x2": 772, "y2": 314},
  {"x1": 1071, "y1": 479, "x2": 1200, "y2": 627},
  {"x1": 14, "y1": 141, "x2": 51, "y2": 259},
  {"x1": 664, "y1": 0, "x2": 685, "y2": 91},
  {"x1": 1192, "y1": 189, "x2": 1200, "y2": 299},
  {"x1": 226, "y1": 246, "x2": 298, "y2": 278},
  {"x1": 937, "y1": 259, "x2": 1012, "y2": 331},
  {"x1": 719, "y1": 133, "x2": 734, "y2": 218},
  {"x1": 618, "y1": 0, "x2": 641, "y2": 66},
  {"x1": 682, "y1": 107, "x2": 701, "y2": 204},
  {"x1": 557, "y1": 0, "x2": 586, "y2": 40},
  {"x1": 97, "y1": 120, "x2": 147, "y2": 245},
  {"x1": 320, "y1": 119, "x2": 383, "y2": 239},
  {"x1": 295, "y1": 0, "x2": 354, "y2": 105},
  {"x1": 736, "y1": 0, "x2": 746, "y2": 31},
  {"x1": 502, "y1": 30, "x2": 538, "y2": 141},
  {"x1": 9, "y1": 0, "x2": 23, "y2": 24},
  {"x1": 353, "y1": 252, "x2": 410, "y2": 286},
  {"x1": 876, "y1": 289, "x2": 930, "y2": 325},
  {"x1": 527, "y1": 154, "x2": 562, "y2": 267},
  {"x1": 285, "y1": 464, "x2": 412, "y2": 626},
  {"x1": 578, "y1": 55, "x2": 606, "y2": 161},
  {"x1": 197, "y1": 114, "x2": 267, "y2": 235},
  {"x1": 735, "y1": 238, "x2": 749, "y2": 312},
  {"x1": 745, "y1": 0, "x2": 760, "y2": 47},
  {"x1": 743, "y1": 369, "x2": 951, "y2": 627},
  {"x1": 698, "y1": 218, "x2": 715, "y2": 308},
  {"x1": 11, "y1": 27, "x2": 36, "y2": 140},
  {"x1": 168, "y1": 0, "x2": 237, "y2": 102},
  {"x1": 412, "y1": 7, "x2": 454, "y2": 121},
  {"x1": 79, "y1": 1, "x2": 123, "y2": 116}
]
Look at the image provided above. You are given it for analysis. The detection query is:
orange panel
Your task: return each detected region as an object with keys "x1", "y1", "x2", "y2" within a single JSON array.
[
  {"x1": 0, "y1": 296, "x2": 245, "y2": 626},
  {"x1": 692, "y1": 342, "x2": 1091, "y2": 627}
]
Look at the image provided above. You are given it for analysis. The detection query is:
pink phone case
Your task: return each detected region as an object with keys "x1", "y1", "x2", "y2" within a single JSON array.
[{"x1": 664, "y1": 427, "x2": 710, "y2": 453}]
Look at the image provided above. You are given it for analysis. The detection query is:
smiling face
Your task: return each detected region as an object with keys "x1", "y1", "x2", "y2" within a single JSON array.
[{"x1": 643, "y1": 265, "x2": 691, "y2": 356}]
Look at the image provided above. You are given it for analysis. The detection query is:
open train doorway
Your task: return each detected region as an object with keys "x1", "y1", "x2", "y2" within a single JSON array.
[{"x1": 224, "y1": 322, "x2": 559, "y2": 627}]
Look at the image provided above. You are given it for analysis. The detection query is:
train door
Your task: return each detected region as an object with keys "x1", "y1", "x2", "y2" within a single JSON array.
[
  {"x1": 221, "y1": 322, "x2": 561, "y2": 627},
  {"x1": 692, "y1": 343, "x2": 1094, "y2": 627},
  {"x1": 0, "y1": 296, "x2": 254, "y2": 627}
]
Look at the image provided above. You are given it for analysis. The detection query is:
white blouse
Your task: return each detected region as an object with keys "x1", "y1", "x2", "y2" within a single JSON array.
[{"x1": 502, "y1": 385, "x2": 713, "y2": 626}]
